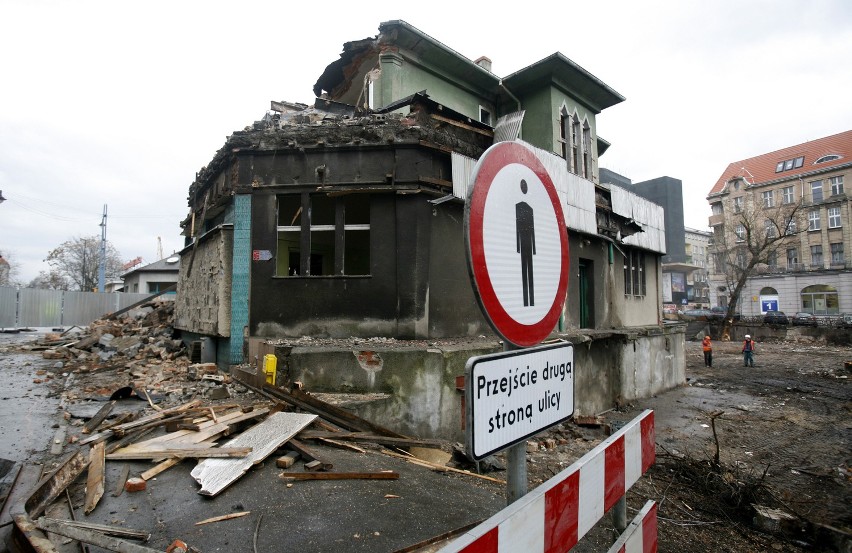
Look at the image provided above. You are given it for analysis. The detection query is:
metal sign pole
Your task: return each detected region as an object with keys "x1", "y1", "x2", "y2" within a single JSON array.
[{"x1": 503, "y1": 341, "x2": 527, "y2": 505}]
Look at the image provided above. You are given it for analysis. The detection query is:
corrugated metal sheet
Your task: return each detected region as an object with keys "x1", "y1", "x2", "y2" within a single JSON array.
[
  {"x1": 63, "y1": 291, "x2": 117, "y2": 325},
  {"x1": 0, "y1": 286, "x2": 17, "y2": 327},
  {"x1": 18, "y1": 288, "x2": 62, "y2": 327},
  {"x1": 493, "y1": 110, "x2": 525, "y2": 143},
  {"x1": 451, "y1": 152, "x2": 476, "y2": 200},
  {"x1": 610, "y1": 185, "x2": 666, "y2": 254},
  {"x1": 450, "y1": 140, "x2": 663, "y2": 251}
]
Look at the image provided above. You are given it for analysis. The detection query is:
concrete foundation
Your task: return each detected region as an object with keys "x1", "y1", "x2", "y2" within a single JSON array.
[{"x1": 251, "y1": 324, "x2": 686, "y2": 441}]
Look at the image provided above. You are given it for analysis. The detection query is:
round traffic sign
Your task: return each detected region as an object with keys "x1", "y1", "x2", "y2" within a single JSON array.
[{"x1": 465, "y1": 141, "x2": 569, "y2": 346}]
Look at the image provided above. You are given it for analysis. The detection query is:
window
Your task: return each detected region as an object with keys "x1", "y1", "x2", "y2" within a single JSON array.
[
  {"x1": 767, "y1": 251, "x2": 777, "y2": 268},
  {"x1": 830, "y1": 242, "x2": 844, "y2": 264},
  {"x1": 830, "y1": 175, "x2": 844, "y2": 196},
  {"x1": 733, "y1": 196, "x2": 743, "y2": 213},
  {"x1": 559, "y1": 112, "x2": 569, "y2": 160},
  {"x1": 784, "y1": 216, "x2": 797, "y2": 235},
  {"x1": 781, "y1": 186, "x2": 794, "y2": 204},
  {"x1": 815, "y1": 154, "x2": 841, "y2": 164},
  {"x1": 736, "y1": 250, "x2": 747, "y2": 268},
  {"x1": 479, "y1": 106, "x2": 492, "y2": 126},
  {"x1": 800, "y1": 284, "x2": 839, "y2": 315},
  {"x1": 786, "y1": 248, "x2": 798, "y2": 268},
  {"x1": 828, "y1": 206, "x2": 841, "y2": 228},
  {"x1": 711, "y1": 202, "x2": 723, "y2": 215},
  {"x1": 775, "y1": 156, "x2": 804, "y2": 172},
  {"x1": 277, "y1": 193, "x2": 370, "y2": 276},
  {"x1": 810, "y1": 245, "x2": 823, "y2": 266},
  {"x1": 623, "y1": 249, "x2": 646, "y2": 296},
  {"x1": 582, "y1": 122, "x2": 592, "y2": 179},
  {"x1": 735, "y1": 224, "x2": 745, "y2": 241},
  {"x1": 762, "y1": 190, "x2": 774, "y2": 208},
  {"x1": 764, "y1": 219, "x2": 776, "y2": 238},
  {"x1": 572, "y1": 116, "x2": 582, "y2": 176},
  {"x1": 811, "y1": 181, "x2": 823, "y2": 203},
  {"x1": 808, "y1": 209, "x2": 821, "y2": 231}
]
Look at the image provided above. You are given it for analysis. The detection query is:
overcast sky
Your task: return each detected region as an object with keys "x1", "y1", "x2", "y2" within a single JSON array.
[{"x1": 1, "y1": 0, "x2": 850, "y2": 284}]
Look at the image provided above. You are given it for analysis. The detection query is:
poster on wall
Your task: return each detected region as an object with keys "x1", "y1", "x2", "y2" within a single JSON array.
[
  {"x1": 671, "y1": 273, "x2": 686, "y2": 293},
  {"x1": 662, "y1": 272, "x2": 672, "y2": 302}
]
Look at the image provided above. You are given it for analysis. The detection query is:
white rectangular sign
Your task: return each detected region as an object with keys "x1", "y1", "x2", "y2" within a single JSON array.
[{"x1": 465, "y1": 342, "x2": 574, "y2": 460}]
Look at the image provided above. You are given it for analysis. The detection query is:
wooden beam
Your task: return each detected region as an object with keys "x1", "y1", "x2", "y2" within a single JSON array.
[
  {"x1": 112, "y1": 464, "x2": 130, "y2": 497},
  {"x1": 279, "y1": 471, "x2": 399, "y2": 481},
  {"x1": 429, "y1": 113, "x2": 494, "y2": 137},
  {"x1": 298, "y1": 430, "x2": 442, "y2": 449},
  {"x1": 36, "y1": 517, "x2": 162, "y2": 553},
  {"x1": 106, "y1": 447, "x2": 251, "y2": 460},
  {"x1": 84, "y1": 442, "x2": 105, "y2": 515},
  {"x1": 286, "y1": 439, "x2": 333, "y2": 471},
  {"x1": 195, "y1": 511, "x2": 251, "y2": 526},
  {"x1": 82, "y1": 401, "x2": 116, "y2": 434},
  {"x1": 380, "y1": 450, "x2": 505, "y2": 485}
]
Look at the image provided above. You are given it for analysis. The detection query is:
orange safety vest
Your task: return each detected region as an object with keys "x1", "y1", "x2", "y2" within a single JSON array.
[{"x1": 702, "y1": 338, "x2": 712, "y2": 351}]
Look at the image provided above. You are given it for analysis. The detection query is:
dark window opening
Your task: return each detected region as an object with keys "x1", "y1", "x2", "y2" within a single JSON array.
[{"x1": 277, "y1": 193, "x2": 370, "y2": 276}]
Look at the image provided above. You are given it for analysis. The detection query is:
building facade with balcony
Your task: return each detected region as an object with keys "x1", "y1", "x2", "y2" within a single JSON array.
[{"x1": 707, "y1": 130, "x2": 852, "y2": 316}]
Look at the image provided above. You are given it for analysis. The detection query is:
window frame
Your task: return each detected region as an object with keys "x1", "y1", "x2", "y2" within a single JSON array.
[
  {"x1": 762, "y1": 190, "x2": 774, "y2": 208},
  {"x1": 828, "y1": 206, "x2": 841, "y2": 228},
  {"x1": 781, "y1": 186, "x2": 794, "y2": 205},
  {"x1": 830, "y1": 175, "x2": 844, "y2": 196},
  {"x1": 808, "y1": 209, "x2": 821, "y2": 231},
  {"x1": 733, "y1": 196, "x2": 743, "y2": 213},
  {"x1": 811, "y1": 180, "x2": 823, "y2": 203}
]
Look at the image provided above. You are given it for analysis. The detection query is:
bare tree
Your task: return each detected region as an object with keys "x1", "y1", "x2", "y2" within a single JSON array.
[
  {"x1": 712, "y1": 189, "x2": 808, "y2": 339},
  {"x1": 0, "y1": 250, "x2": 20, "y2": 287},
  {"x1": 27, "y1": 270, "x2": 70, "y2": 290},
  {"x1": 44, "y1": 236, "x2": 124, "y2": 292}
]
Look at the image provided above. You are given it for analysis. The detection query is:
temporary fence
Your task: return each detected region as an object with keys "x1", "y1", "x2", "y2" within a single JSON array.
[{"x1": 0, "y1": 286, "x2": 159, "y2": 328}]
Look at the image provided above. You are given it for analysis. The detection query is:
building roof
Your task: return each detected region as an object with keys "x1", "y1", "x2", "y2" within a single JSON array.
[
  {"x1": 707, "y1": 129, "x2": 852, "y2": 197},
  {"x1": 123, "y1": 255, "x2": 181, "y2": 277}
]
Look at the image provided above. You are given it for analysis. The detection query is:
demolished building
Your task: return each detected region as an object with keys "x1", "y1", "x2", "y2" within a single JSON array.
[{"x1": 174, "y1": 20, "x2": 684, "y2": 436}]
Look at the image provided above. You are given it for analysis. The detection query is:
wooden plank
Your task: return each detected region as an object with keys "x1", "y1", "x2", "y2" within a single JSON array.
[
  {"x1": 298, "y1": 430, "x2": 442, "y2": 448},
  {"x1": 112, "y1": 464, "x2": 130, "y2": 497},
  {"x1": 191, "y1": 412, "x2": 317, "y2": 496},
  {"x1": 317, "y1": 438, "x2": 367, "y2": 453},
  {"x1": 36, "y1": 517, "x2": 163, "y2": 553},
  {"x1": 380, "y1": 450, "x2": 505, "y2": 485},
  {"x1": 82, "y1": 401, "x2": 116, "y2": 434},
  {"x1": 279, "y1": 471, "x2": 399, "y2": 481},
  {"x1": 194, "y1": 511, "x2": 251, "y2": 526},
  {"x1": 140, "y1": 458, "x2": 180, "y2": 481},
  {"x1": 286, "y1": 439, "x2": 333, "y2": 471},
  {"x1": 243, "y1": 380, "x2": 406, "y2": 438},
  {"x1": 84, "y1": 442, "x2": 105, "y2": 514},
  {"x1": 107, "y1": 447, "x2": 251, "y2": 460},
  {"x1": 42, "y1": 517, "x2": 151, "y2": 541},
  {"x1": 275, "y1": 451, "x2": 300, "y2": 469}
]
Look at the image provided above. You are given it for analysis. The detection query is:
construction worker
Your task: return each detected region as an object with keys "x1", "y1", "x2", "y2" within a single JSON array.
[
  {"x1": 742, "y1": 334, "x2": 756, "y2": 367},
  {"x1": 702, "y1": 335, "x2": 713, "y2": 367}
]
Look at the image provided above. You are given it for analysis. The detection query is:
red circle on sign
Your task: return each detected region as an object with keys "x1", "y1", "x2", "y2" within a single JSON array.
[{"x1": 465, "y1": 141, "x2": 569, "y2": 347}]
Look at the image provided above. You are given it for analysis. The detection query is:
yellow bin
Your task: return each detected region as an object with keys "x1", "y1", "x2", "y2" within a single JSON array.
[{"x1": 263, "y1": 354, "x2": 277, "y2": 386}]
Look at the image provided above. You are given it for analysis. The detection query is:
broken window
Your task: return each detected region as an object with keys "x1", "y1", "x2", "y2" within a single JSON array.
[{"x1": 276, "y1": 193, "x2": 370, "y2": 277}]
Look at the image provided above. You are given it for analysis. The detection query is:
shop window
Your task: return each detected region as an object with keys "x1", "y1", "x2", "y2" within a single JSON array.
[
  {"x1": 800, "y1": 284, "x2": 839, "y2": 315},
  {"x1": 276, "y1": 193, "x2": 370, "y2": 276}
]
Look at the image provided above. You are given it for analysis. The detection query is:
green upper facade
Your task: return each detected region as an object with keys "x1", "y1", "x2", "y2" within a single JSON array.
[{"x1": 314, "y1": 20, "x2": 624, "y2": 182}]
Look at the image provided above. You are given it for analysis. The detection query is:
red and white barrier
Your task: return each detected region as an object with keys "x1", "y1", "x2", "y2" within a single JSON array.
[
  {"x1": 607, "y1": 500, "x2": 658, "y2": 553},
  {"x1": 440, "y1": 409, "x2": 655, "y2": 553}
]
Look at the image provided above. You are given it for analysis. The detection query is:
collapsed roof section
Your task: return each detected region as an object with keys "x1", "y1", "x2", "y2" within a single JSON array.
[{"x1": 181, "y1": 93, "x2": 494, "y2": 238}]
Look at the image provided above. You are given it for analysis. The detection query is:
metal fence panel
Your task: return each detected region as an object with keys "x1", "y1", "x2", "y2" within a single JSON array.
[
  {"x1": 117, "y1": 293, "x2": 160, "y2": 311},
  {"x1": 62, "y1": 291, "x2": 118, "y2": 325},
  {"x1": 18, "y1": 288, "x2": 63, "y2": 327},
  {"x1": 0, "y1": 287, "x2": 18, "y2": 327}
]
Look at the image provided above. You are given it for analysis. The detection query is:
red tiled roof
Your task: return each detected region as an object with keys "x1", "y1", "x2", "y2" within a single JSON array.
[{"x1": 707, "y1": 129, "x2": 852, "y2": 197}]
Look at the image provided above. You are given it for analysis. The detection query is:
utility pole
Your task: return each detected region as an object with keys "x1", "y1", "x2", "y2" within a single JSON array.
[{"x1": 98, "y1": 204, "x2": 107, "y2": 293}]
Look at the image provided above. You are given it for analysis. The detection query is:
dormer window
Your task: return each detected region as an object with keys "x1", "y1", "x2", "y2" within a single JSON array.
[
  {"x1": 814, "y1": 154, "x2": 841, "y2": 164},
  {"x1": 775, "y1": 156, "x2": 804, "y2": 173}
]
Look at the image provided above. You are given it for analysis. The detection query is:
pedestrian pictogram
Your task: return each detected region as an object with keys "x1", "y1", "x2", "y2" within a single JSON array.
[{"x1": 465, "y1": 141, "x2": 569, "y2": 347}]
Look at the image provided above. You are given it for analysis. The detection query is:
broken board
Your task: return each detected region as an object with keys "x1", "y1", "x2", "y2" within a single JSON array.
[{"x1": 191, "y1": 412, "x2": 316, "y2": 496}]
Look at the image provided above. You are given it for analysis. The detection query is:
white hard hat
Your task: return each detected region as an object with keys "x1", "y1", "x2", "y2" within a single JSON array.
[{"x1": 744, "y1": 334, "x2": 751, "y2": 339}]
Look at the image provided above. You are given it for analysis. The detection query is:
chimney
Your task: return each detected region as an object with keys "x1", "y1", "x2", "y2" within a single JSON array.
[{"x1": 474, "y1": 56, "x2": 492, "y2": 73}]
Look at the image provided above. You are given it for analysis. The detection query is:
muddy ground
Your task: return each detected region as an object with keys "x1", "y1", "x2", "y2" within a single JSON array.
[
  {"x1": 521, "y1": 339, "x2": 851, "y2": 552},
  {"x1": 2, "y1": 330, "x2": 850, "y2": 552}
]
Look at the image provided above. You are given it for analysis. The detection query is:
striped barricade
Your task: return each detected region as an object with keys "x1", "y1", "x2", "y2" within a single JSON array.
[
  {"x1": 440, "y1": 409, "x2": 655, "y2": 553},
  {"x1": 607, "y1": 500, "x2": 658, "y2": 553}
]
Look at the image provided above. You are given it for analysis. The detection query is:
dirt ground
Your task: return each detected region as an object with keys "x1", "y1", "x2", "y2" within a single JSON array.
[{"x1": 519, "y1": 338, "x2": 851, "y2": 552}]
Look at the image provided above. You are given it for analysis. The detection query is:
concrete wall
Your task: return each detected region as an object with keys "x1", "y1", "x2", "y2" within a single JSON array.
[
  {"x1": 174, "y1": 228, "x2": 233, "y2": 337},
  {"x1": 275, "y1": 325, "x2": 686, "y2": 440}
]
